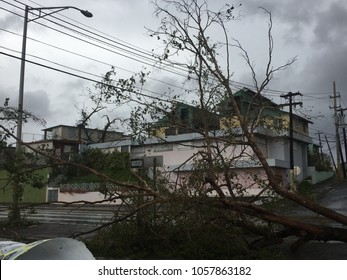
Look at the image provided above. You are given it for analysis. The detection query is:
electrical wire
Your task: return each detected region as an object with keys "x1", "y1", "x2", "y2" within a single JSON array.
[
  {"x1": 0, "y1": 50, "x2": 196, "y2": 106},
  {"x1": 0, "y1": 27, "x2": 187, "y2": 91},
  {"x1": 2, "y1": 0, "x2": 344, "y2": 152},
  {"x1": 0, "y1": 45, "x2": 102, "y2": 79},
  {"x1": 6, "y1": 0, "x2": 190, "y2": 77},
  {"x1": 0, "y1": 0, "x2": 342, "y2": 123},
  {"x1": 1, "y1": 0, "x2": 337, "y2": 98},
  {"x1": 1, "y1": 49, "x2": 340, "y2": 151}
]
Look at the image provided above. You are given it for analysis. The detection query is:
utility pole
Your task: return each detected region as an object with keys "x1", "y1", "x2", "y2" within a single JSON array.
[
  {"x1": 338, "y1": 107, "x2": 347, "y2": 178},
  {"x1": 280, "y1": 91, "x2": 303, "y2": 191},
  {"x1": 325, "y1": 135, "x2": 337, "y2": 172},
  {"x1": 339, "y1": 137, "x2": 346, "y2": 179},
  {"x1": 343, "y1": 122, "x2": 347, "y2": 169},
  {"x1": 317, "y1": 131, "x2": 324, "y2": 164},
  {"x1": 330, "y1": 81, "x2": 342, "y2": 179}
]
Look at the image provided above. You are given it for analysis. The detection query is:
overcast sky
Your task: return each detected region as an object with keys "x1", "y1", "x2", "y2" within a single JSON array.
[{"x1": 1, "y1": 0, "x2": 347, "y2": 155}]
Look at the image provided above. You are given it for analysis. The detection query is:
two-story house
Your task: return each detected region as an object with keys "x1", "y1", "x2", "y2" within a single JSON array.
[
  {"x1": 25, "y1": 124, "x2": 124, "y2": 160},
  {"x1": 86, "y1": 88, "x2": 314, "y2": 197},
  {"x1": 150, "y1": 102, "x2": 220, "y2": 137}
]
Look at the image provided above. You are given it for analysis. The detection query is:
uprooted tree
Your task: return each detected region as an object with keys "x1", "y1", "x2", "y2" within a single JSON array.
[
  {"x1": 81, "y1": 0, "x2": 347, "y2": 251},
  {"x1": 144, "y1": 0, "x2": 347, "y2": 244}
]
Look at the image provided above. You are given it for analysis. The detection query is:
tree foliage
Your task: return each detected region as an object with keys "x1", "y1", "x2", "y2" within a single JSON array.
[{"x1": 60, "y1": 149, "x2": 133, "y2": 183}]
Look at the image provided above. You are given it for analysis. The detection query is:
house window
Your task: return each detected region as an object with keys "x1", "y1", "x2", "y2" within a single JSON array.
[
  {"x1": 180, "y1": 108, "x2": 189, "y2": 121},
  {"x1": 121, "y1": 145, "x2": 129, "y2": 153},
  {"x1": 68, "y1": 128, "x2": 77, "y2": 139}
]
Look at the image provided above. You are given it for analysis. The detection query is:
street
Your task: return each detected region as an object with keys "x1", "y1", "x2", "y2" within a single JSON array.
[
  {"x1": 0, "y1": 204, "x2": 118, "y2": 226},
  {"x1": 283, "y1": 182, "x2": 347, "y2": 228},
  {"x1": 1, "y1": 183, "x2": 347, "y2": 227},
  {"x1": 320, "y1": 183, "x2": 347, "y2": 215},
  {"x1": 1, "y1": 183, "x2": 347, "y2": 259}
]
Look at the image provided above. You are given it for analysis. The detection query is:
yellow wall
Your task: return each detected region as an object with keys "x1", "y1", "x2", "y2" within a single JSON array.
[
  {"x1": 220, "y1": 113, "x2": 309, "y2": 136},
  {"x1": 220, "y1": 116, "x2": 240, "y2": 130},
  {"x1": 150, "y1": 127, "x2": 168, "y2": 138}
]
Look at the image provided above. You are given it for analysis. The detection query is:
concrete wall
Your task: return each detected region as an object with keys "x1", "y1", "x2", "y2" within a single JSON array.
[
  {"x1": 307, "y1": 166, "x2": 335, "y2": 184},
  {"x1": 58, "y1": 191, "x2": 120, "y2": 204}
]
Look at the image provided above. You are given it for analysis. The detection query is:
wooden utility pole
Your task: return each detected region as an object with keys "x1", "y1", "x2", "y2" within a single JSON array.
[
  {"x1": 325, "y1": 134, "x2": 337, "y2": 172},
  {"x1": 330, "y1": 81, "x2": 342, "y2": 179},
  {"x1": 317, "y1": 131, "x2": 324, "y2": 164},
  {"x1": 338, "y1": 107, "x2": 347, "y2": 178},
  {"x1": 280, "y1": 91, "x2": 303, "y2": 191},
  {"x1": 343, "y1": 122, "x2": 347, "y2": 169}
]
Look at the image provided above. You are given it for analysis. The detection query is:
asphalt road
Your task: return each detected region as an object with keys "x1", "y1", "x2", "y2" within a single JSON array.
[
  {"x1": 283, "y1": 182, "x2": 347, "y2": 228},
  {"x1": 0, "y1": 204, "x2": 119, "y2": 225},
  {"x1": 320, "y1": 183, "x2": 347, "y2": 215},
  {"x1": 0, "y1": 204, "x2": 121, "y2": 242}
]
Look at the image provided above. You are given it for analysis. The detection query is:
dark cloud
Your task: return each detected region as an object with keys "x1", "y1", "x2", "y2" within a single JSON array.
[
  {"x1": 239, "y1": 0, "x2": 347, "y2": 137},
  {"x1": 242, "y1": 0, "x2": 323, "y2": 24},
  {"x1": 25, "y1": 90, "x2": 50, "y2": 119},
  {"x1": 313, "y1": 1, "x2": 347, "y2": 49},
  {"x1": 241, "y1": 0, "x2": 324, "y2": 44},
  {"x1": 0, "y1": 87, "x2": 50, "y2": 118},
  {"x1": 301, "y1": 48, "x2": 347, "y2": 93},
  {"x1": 293, "y1": 1, "x2": 347, "y2": 95},
  {"x1": 289, "y1": 45, "x2": 347, "y2": 137}
]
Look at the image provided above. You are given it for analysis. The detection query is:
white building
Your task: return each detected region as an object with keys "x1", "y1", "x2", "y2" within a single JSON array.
[{"x1": 87, "y1": 127, "x2": 312, "y2": 197}]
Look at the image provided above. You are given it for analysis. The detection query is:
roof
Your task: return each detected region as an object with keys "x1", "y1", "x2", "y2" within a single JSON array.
[
  {"x1": 233, "y1": 88, "x2": 313, "y2": 124},
  {"x1": 233, "y1": 87, "x2": 276, "y2": 105},
  {"x1": 42, "y1": 124, "x2": 79, "y2": 132},
  {"x1": 42, "y1": 124, "x2": 123, "y2": 134}
]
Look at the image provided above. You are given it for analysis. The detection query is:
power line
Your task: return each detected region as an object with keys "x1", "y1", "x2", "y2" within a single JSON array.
[
  {"x1": 0, "y1": 45, "x2": 102, "y2": 79},
  {"x1": 1, "y1": 0, "x2": 340, "y2": 130},
  {"x1": 20, "y1": 0, "x2": 159, "y2": 59},
  {"x1": 6, "y1": 0, "x2": 190, "y2": 76},
  {"x1": 3, "y1": 49, "x2": 322, "y2": 126},
  {"x1": 0, "y1": 27, "x2": 186, "y2": 91},
  {"x1": 0, "y1": 50, "x2": 193, "y2": 106},
  {"x1": 0, "y1": 7, "x2": 278, "y2": 99},
  {"x1": 0, "y1": 2, "x2": 194, "y2": 94},
  {"x1": 1, "y1": 1, "x2": 337, "y2": 99},
  {"x1": 3, "y1": 15, "x2": 192, "y2": 86}
]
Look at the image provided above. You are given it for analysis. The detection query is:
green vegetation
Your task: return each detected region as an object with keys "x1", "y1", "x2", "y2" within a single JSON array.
[
  {"x1": 0, "y1": 166, "x2": 48, "y2": 204},
  {"x1": 308, "y1": 153, "x2": 333, "y2": 172},
  {"x1": 87, "y1": 223, "x2": 284, "y2": 259},
  {"x1": 297, "y1": 178, "x2": 316, "y2": 200},
  {"x1": 60, "y1": 149, "x2": 136, "y2": 183},
  {"x1": 86, "y1": 203, "x2": 285, "y2": 260}
]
